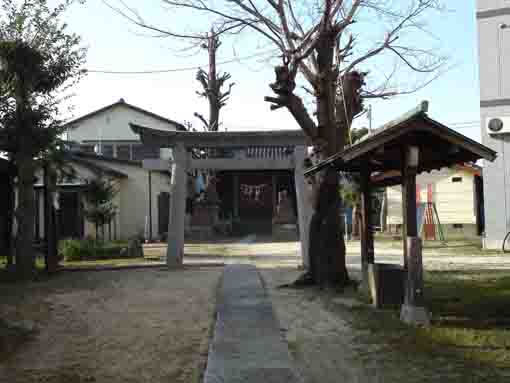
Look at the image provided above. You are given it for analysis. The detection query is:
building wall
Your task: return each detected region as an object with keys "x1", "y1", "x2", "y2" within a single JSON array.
[
  {"x1": 35, "y1": 161, "x2": 171, "y2": 241},
  {"x1": 387, "y1": 168, "x2": 478, "y2": 238},
  {"x1": 477, "y1": 1, "x2": 510, "y2": 248},
  {"x1": 67, "y1": 104, "x2": 179, "y2": 143},
  {"x1": 76, "y1": 158, "x2": 171, "y2": 241}
]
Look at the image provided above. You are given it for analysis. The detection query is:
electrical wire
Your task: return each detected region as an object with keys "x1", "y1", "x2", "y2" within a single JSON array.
[{"x1": 85, "y1": 49, "x2": 277, "y2": 75}]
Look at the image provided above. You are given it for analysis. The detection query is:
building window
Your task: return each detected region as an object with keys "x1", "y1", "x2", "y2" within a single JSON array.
[
  {"x1": 116, "y1": 144, "x2": 131, "y2": 160},
  {"x1": 132, "y1": 144, "x2": 159, "y2": 160},
  {"x1": 452, "y1": 177, "x2": 463, "y2": 183}
]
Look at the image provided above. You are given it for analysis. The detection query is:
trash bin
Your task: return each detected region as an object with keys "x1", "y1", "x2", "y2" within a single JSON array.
[{"x1": 368, "y1": 263, "x2": 405, "y2": 308}]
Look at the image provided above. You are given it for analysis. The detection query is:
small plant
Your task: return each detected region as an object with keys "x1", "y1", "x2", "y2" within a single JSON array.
[
  {"x1": 59, "y1": 239, "x2": 93, "y2": 261},
  {"x1": 82, "y1": 177, "x2": 118, "y2": 241}
]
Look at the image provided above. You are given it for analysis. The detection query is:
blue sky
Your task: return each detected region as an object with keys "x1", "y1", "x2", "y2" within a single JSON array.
[{"x1": 61, "y1": 0, "x2": 482, "y2": 142}]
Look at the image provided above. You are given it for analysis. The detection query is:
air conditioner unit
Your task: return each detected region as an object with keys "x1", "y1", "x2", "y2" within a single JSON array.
[{"x1": 486, "y1": 116, "x2": 510, "y2": 135}]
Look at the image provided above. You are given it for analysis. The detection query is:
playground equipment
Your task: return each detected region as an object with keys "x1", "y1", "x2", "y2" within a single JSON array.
[{"x1": 417, "y1": 202, "x2": 446, "y2": 242}]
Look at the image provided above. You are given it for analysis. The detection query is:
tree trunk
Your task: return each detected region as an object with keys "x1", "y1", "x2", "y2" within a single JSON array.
[
  {"x1": 208, "y1": 33, "x2": 219, "y2": 132},
  {"x1": 308, "y1": 168, "x2": 349, "y2": 287},
  {"x1": 306, "y1": 34, "x2": 350, "y2": 287},
  {"x1": 44, "y1": 164, "x2": 59, "y2": 273},
  {"x1": 15, "y1": 149, "x2": 36, "y2": 279},
  {"x1": 5, "y1": 171, "x2": 14, "y2": 271}
]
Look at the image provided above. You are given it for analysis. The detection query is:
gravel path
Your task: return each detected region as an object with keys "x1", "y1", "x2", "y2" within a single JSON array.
[{"x1": 0, "y1": 267, "x2": 221, "y2": 383}]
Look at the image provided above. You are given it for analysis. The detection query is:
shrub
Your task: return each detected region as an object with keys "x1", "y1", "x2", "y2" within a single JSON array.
[{"x1": 59, "y1": 239, "x2": 131, "y2": 262}]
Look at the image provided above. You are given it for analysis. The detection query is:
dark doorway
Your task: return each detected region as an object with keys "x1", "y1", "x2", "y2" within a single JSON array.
[
  {"x1": 58, "y1": 191, "x2": 83, "y2": 239},
  {"x1": 238, "y1": 173, "x2": 273, "y2": 234},
  {"x1": 158, "y1": 192, "x2": 170, "y2": 239}
]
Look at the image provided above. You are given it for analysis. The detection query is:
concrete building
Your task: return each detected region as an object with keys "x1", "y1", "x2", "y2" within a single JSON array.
[{"x1": 477, "y1": 2, "x2": 510, "y2": 248}]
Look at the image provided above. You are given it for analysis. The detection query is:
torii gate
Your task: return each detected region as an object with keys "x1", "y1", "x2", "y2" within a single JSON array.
[{"x1": 130, "y1": 124, "x2": 312, "y2": 268}]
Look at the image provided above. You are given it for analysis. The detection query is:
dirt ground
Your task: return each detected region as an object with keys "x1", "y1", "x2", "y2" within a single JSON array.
[
  {"x1": 0, "y1": 267, "x2": 222, "y2": 383},
  {"x1": 262, "y1": 267, "x2": 510, "y2": 383},
  {"x1": 3, "y1": 238, "x2": 510, "y2": 383}
]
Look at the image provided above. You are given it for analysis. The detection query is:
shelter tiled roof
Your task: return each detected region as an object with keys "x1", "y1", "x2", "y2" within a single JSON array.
[{"x1": 305, "y1": 101, "x2": 496, "y2": 177}]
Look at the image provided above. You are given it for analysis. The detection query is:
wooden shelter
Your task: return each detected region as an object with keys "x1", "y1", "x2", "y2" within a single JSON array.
[{"x1": 305, "y1": 102, "x2": 497, "y2": 325}]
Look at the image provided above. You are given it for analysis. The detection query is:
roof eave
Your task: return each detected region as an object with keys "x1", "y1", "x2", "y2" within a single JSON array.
[{"x1": 304, "y1": 102, "x2": 497, "y2": 177}]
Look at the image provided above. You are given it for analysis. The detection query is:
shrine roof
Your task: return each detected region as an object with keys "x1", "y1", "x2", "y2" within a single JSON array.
[
  {"x1": 130, "y1": 123, "x2": 308, "y2": 148},
  {"x1": 304, "y1": 101, "x2": 497, "y2": 177}
]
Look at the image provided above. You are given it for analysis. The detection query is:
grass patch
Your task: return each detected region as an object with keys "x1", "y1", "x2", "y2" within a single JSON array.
[{"x1": 342, "y1": 270, "x2": 510, "y2": 382}]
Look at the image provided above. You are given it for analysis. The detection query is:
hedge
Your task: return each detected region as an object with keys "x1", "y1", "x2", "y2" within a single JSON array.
[{"x1": 59, "y1": 239, "x2": 131, "y2": 262}]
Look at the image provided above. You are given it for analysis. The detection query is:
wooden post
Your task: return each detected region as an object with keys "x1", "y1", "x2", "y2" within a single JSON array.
[
  {"x1": 166, "y1": 144, "x2": 188, "y2": 267},
  {"x1": 360, "y1": 166, "x2": 374, "y2": 291},
  {"x1": 148, "y1": 170, "x2": 153, "y2": 242},
  {"x1": 233, "y1": 173, "x2": 239, "y2": 219},
  {"x1": 400, "y1": 146, "x2": 430, "y2": 326},
  {"x1": 272, "y1": 173, "x2": 278, "y2": 218}
]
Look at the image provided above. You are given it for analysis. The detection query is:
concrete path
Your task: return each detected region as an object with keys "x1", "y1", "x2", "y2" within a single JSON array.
[{"x1": 203, "y1": 264, "x2": 301, "y2": 383}]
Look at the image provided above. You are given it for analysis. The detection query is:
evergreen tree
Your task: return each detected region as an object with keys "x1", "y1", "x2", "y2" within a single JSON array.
[{"x1": 0, "y1": 0, "x2": 86, "y2": 278}]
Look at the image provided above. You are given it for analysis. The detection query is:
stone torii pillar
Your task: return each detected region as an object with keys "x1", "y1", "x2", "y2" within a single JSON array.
[
  {"x1": 294, "y1": 146, "x2": 312, "y2": 269},
  {"x1": 166, "y1": 143, "x2": 188, "y2": 267}
]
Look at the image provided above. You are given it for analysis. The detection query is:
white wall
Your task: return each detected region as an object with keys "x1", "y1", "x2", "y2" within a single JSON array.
[
  {"x1": 478, "y1": 16, "x2": 510, "y2": 101},
  {"x1": 477, "y1": 1, "x2": 510, "y2": 248},
  {"x1": 71, "y1": 158, "x2": 171, "y2": 240},
  {"x1": 477, "y1": 1, "x2": 510, "y2": 13},
  {"x1": 67, "y1": 104, "x2": 180, "y2": 143},
  {"x1": 387, "y1": 168, "x2": 477, "y2": 226}
]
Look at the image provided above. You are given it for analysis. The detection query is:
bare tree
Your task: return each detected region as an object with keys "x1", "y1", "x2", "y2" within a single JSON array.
[
  {"x1": 194, "y1": 30, "x2": 234, "y2": 132},
  {"x1": 106, "y1": 0, "x2": 445, "y2": 287}
]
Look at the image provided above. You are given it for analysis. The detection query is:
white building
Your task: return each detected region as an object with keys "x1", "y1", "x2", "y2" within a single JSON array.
[
  {"x1": 384, "y1": 165, "x2": 484, "y2": 239},
  {"x1": 66, "y1": 98, "x2": 185, "y2": 160},
  {"x1": 36, "y1": 99, "x2": 184, "y2": 241},
  {"x1": 477, "y1": 1, "x2": 510, "y2": 248}
]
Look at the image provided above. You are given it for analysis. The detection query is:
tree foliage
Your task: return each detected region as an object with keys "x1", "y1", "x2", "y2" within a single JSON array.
[
  {"x1": 0, "y1": 0, "x2": 86, "y2": 278},
  {"x1": 82, "y1": 177, "x2": 117, "y2": 240}
]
